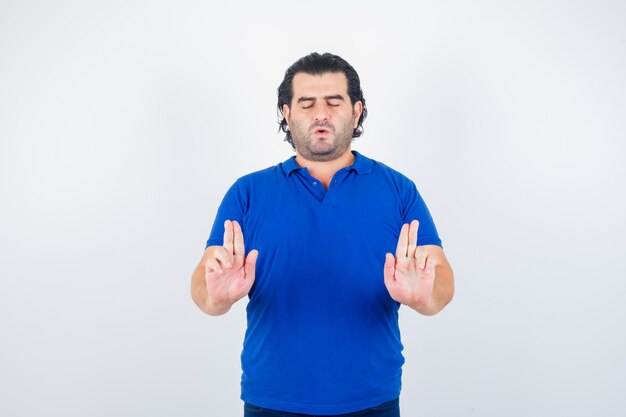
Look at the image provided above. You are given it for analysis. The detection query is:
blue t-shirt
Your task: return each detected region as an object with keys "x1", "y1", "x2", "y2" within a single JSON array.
[{"x1": 206, "y1": 151, "x2": 441, "y2": 415}]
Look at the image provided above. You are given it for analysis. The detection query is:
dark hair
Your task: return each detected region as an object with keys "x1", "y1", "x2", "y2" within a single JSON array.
[{"x1": 277, "y1": 52, "x2": 368, "y2": 148}]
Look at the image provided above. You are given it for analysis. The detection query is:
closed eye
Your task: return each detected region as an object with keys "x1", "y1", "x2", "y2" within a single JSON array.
[{"x1": 326, "y1": 97, "x2": 343, "y2": 106}]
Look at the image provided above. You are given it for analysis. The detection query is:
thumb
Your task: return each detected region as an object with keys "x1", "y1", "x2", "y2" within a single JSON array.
[
  {"x1": 244, "y1": 249, "x2": 259, "y2": 279},
  {"x1": 383, "y1": 253, "x2": 396, "y2": 287}
]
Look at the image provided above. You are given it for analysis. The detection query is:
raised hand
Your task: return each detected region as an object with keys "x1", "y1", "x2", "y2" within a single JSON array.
[
  {"x1": 204, "y1": 220, "x2": 259, "y2": 313},
  {"x1": 384, "y1": 220, "x2": 438, "y2": 313}
]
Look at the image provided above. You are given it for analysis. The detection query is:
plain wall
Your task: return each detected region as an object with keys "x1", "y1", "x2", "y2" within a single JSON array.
[{"x1": 1, "y1": 1, "x2": 625, "y2": 416}]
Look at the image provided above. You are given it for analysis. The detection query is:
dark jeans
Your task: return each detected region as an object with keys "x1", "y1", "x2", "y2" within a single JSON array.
[{"x1": 243, "y1": 398, "x2": 400, "y2": 417}]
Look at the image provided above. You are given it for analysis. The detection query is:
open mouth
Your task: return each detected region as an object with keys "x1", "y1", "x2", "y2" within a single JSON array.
[{"x1": 314, "y1": 127, "x2": 331, "y2": 135}]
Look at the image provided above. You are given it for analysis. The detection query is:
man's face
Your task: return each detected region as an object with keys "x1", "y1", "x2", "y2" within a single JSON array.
[{"x1": 283, "y1": 72, "x2": 363, "y2": 162}]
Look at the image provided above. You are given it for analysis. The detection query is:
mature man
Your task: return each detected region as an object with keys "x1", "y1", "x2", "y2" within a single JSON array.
[{"x1": 191, "y1": 52, "x2": 454, "y2": 417}]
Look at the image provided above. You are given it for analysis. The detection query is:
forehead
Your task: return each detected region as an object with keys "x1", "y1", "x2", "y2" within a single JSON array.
[{"x1": 291, "y1": 72, "x2": 349, "y2": 98}]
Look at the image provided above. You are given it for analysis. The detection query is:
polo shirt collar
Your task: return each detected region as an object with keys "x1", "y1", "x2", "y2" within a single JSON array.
[
  {"x1": 280, "y1": 151, "x2": 374, "y2": 176},
  {"x1": 350, "y1": 151, "x2": 374, "y2": 174}
]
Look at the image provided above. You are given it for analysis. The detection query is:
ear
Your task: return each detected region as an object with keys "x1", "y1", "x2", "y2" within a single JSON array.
[
  {"x1": 282, "y1": 104, "x2": 290, "y2": 122},
  {"x1": 352, "y1": 101, "x2": 363, "y2": 129}
]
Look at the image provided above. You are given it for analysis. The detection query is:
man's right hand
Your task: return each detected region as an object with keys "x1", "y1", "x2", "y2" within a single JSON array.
[{"x1": 192, "y1": 220, "x2": 258, "y2": 315}]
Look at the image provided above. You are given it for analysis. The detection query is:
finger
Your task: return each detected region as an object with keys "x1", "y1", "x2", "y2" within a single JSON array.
[
  {"x1": 422, "y1": 264, "x2": 436, "y2": 283},
  {"x1": 244, "y1": 249, "x2": 259, "y2": 281},
  {"x1": 213, "y1": 246, "x2": 233, "y2": 269},
  {"x1": 424, "y1": 255, "x2": 439, "y2": 275},
  {"x1": 408, "y1": 220, "x2": 419, "y2": 257},
  {"x1": 383, "y1": 253, "x2": 396, "y2": 287},
  {"x1": 232, "y1": 220, "x2": 245, "y2": 256},
  {"x1": 414, "y1": 246, "x2": 427, "y2": 270},
  {"x1": 223, "y1": 220, "x2": 234, "y2": 254},
  {"x1": 205, "y1": 257, "x2": 223, "y2": 273},
  {"x1": 395, "y1": 223, "x2": 409, "y2": 258}
]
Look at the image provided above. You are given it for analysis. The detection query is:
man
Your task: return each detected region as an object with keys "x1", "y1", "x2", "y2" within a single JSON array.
[{"x1": 191, "y1": 52, "x2": 454, "y2": 417}]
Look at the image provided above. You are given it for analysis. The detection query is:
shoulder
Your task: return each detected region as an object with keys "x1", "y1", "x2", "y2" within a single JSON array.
[
  {"x1": 372, "y1": 160, "x2": 412, "y2": 182},
  {"x1": 233, "y1": 163, "x2": 285, "y2": 188},
  {"x1": 361, "y1": 154, "x2": 416, "y2": 192}
]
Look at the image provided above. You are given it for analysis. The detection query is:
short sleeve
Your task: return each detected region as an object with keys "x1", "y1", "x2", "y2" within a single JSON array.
[
  {"x1": 402, "y1": 180, "x2": 442, "y2": 248},
  {"x1": 205, "y1": 180, "x2": 247, "y2": 248}
]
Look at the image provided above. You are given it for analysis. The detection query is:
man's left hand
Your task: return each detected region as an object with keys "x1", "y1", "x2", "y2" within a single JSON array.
[{"x1": 384, "y1": 220, "x2": 448, "y2": 314}]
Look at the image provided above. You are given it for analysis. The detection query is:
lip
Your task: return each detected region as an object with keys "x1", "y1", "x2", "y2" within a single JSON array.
[
  {"x1": 313, "y1": 130, "x2": 330, "y2": 136},
  {"x1": 312, "y1": 127, "x2": 332, "y2": 136}
]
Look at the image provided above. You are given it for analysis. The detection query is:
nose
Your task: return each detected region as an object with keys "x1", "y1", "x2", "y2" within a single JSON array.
[{"x1": 313, "y1": 103, "x2": 331, "y2": 122}]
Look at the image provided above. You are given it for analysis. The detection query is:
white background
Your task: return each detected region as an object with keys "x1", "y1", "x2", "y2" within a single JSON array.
[{"x1": 1, "y1": 1, "x2": 625, "y2": 416}]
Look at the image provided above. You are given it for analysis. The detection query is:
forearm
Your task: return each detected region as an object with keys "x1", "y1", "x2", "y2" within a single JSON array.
[
  {"x1": 409, "y1": 263, "x2": 455, "y2": 316},
  {"x1": 190, "y1": 266, "x2": 233, "y2": 316}
]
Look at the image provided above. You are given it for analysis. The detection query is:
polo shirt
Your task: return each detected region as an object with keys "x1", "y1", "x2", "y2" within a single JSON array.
[{"x1": 205, "y1": 151, "x2": 442, "y2": 415}]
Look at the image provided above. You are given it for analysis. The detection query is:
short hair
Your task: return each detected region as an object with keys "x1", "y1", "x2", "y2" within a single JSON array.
[{"x1": 277, "y1": 52, "x2": 368, "y2": 148}]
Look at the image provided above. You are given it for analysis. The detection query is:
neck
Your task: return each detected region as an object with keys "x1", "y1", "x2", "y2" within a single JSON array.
[{"x1": 295, "y1": 149, "x2": 355, "y2": 189}]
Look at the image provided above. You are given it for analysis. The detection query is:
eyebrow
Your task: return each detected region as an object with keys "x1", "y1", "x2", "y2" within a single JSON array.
[{"x1": 297, "y1": 94, "x2": 345, "y2": 103}]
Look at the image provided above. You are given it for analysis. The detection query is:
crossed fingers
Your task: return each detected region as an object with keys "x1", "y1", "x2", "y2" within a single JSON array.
[
  {"x1": 395, "y1": 220, "x2": 430, "y2": 271},
  {"x1": 395, "y1": 220, "x2": 419, "y2": 257},
  {"x1": 223, "y1": 220, "x2": 245, "y2": 257}
]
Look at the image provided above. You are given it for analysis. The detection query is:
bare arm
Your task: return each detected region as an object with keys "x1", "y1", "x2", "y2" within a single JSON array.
[
  {"x1": 384, "y1": 220, "x2": 455, "y2": 316},
  {"x1": 190, "y1": 220, "x2": 258, "y2": 316}
]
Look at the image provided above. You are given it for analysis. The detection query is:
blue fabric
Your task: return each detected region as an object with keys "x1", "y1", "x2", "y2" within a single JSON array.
[
  {"x1": 206, "y1": 151, "x2": 441, "y2": 415},
  {"x1": 244, "y1": 397, "x2": 400, "y2": 417}
]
